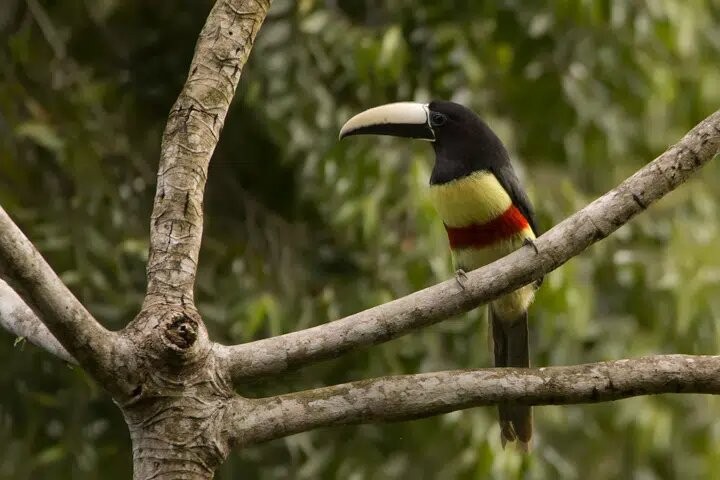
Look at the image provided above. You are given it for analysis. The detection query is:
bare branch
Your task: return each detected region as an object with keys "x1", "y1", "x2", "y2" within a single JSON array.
[
  {"x1": 0, "y1": 279, "x2": 74, "y2": 363},
  {"x1": 229, "y1": 354, "x2": 720, "y2": 446},
  {"x1": 0, "y1": 207, "x2": 132, "y2": 393},
  {"x1": 143, "y1": 0, "x2": 271, "y2": 308},
  {"x1": 218, "y1": 109, "x2": 720, "y2": 381}
]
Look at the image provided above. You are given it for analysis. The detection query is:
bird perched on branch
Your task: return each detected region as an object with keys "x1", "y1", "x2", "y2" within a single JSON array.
[{"x1": 339, "y1": 100, "x2": 541, "y2": 450}]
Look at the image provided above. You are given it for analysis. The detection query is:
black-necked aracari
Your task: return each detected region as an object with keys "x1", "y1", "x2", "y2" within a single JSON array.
[{"x1": 340, "y1": 101, "x2": 541, "y2": 450}]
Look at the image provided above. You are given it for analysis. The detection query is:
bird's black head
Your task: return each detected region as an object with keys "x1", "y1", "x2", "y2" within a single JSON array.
[
  {"x1": 426, "y1": 101, "x2": 509, "y2": 184},
  {"x1": 425, "y1": 100, "x2": 486, "y2": 139}
]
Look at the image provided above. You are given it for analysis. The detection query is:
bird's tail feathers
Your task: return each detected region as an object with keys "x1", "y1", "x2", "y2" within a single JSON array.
[{"x1": 490, "y1": 305, "x2": 532, "y2": 451}]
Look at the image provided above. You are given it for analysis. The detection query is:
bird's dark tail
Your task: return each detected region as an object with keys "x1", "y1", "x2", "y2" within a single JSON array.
[{"x1": 490, "y1": 305, "x2": 532, "y2": 451}]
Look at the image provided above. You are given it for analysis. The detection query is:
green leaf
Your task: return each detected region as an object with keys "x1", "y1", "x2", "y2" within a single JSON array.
[{"x1": 15, "y1": 122, "x2": 64, "y2": 153}]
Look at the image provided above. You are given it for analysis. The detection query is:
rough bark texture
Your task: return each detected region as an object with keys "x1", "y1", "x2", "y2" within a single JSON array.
[
  {"x1": 1, "y1": 0, "x2": 720, "y2": 477},
  {"x1": 217, "y1": 109, "x2": 720, "y2": 381},
  {"x1": 120, "y1": 352, "x2": 234, "y2": 480},
  {"x1": 144, "y1": 0, "x2": 271, "y2": 309}
]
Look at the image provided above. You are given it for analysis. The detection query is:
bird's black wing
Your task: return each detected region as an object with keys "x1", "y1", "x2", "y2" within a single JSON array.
[
  {"x1": 491, "y1": 162, "x2": 539, "y2": 236},
  {"x1": 491, "y1": 161, "x2": 544, "y2": 287}
]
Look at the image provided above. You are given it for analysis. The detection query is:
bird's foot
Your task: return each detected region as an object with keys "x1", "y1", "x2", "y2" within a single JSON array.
[
  {"x1": 523, "y1": 238, "x2": 539, "y2": 255},
  {"x1": 454, "y1": 269, "x2": 468, "y2": 290}
]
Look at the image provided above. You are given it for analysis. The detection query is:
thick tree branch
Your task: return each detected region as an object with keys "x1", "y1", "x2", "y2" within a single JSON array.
[
  {"x1": 218, "y1": 109, "x2": 720, "y2": 381},
  {"x1": 0, "y1": 279, "x2": 74, "y2": 363},
  {"x1": 230, "y1": 354, "x2": 720, "y2": 445},
  {"x1": 0, "y1": 207, "x2": 131, "y2": 392},
  {"x1": 143, "y1": 0, "x2": 271, "y2": 308}
]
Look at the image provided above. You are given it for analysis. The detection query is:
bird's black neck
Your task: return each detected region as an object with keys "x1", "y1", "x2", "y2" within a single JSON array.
[
  {"x1": 429, "y1": 131, "x2": 509, "y2": 185},
  {"x1": 429, "y1": 149, "x2": 479, "y2": 185}
]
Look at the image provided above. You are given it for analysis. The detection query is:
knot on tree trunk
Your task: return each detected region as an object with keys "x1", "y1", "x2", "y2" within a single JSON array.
[
  {"x1": 124, "y1": 306, "x2": 211, "y2": 376},
  {"x1": 164, "y1": 312, "x2": 199, "y2": 350},
  {"x1": 155, "y1": 308, "x2": 211, "y2": 371}
]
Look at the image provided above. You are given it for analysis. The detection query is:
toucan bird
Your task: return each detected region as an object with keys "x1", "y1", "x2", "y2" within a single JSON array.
[{"x1": 340, "y1": 101, "x2": 541, "y2": 450}]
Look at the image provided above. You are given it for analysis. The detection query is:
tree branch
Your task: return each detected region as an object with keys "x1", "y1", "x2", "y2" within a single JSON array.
[
  {"x1": 230, "y1": 354, "x2": 720, "y2": 446},
  {"x1": 0, "y1": 207, "x2": 132, "y2": 393},
  {"x1": 218, "y1": 109, "x2": 720, "y2": 381},
  {"x1": 143, "y1": 0, "x2": 271, "y2": 308},
  {"x1": 0, "y1": 279, "x2": 74, "y2": 363}
]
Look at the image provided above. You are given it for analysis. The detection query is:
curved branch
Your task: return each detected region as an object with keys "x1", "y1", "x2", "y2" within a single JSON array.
[
  {"x1": 143, "y1": 0, "x2": 271, "y2": 308},
  {"x1": 230, "y1": 354, "x2": 720, "y2": 446},
  {"x1": 218, "y1": 109, "x2": 720, "y2": 381},
  {"x1": 0, "y1": 207, "x2": 131, "y2": 393},
  {"x1": 0, "y1": 279, "x2": 74, "y2": 363}
]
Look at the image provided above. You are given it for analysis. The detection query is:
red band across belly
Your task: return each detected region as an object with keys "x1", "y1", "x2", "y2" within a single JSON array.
[{"x1": 445, "y1": 205, "x2": 530, "y2": 249}]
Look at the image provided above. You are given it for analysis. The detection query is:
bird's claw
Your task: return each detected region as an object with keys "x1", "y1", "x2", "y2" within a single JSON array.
[
  {"x1": 523, "y1": 238, "x2": 539, "y2": 255},
  {"x1": 455, "y1": 269, "x2": 468, "y2": 290}
]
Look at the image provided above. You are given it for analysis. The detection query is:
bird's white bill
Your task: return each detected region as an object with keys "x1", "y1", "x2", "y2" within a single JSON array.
[{"x1": 339, "y1": 102, "x2": 432, "y2": 140}]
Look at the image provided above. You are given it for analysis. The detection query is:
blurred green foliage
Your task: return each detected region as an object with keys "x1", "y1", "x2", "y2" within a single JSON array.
[{"x1": 2, "y1": 0, "x2": 720, "y2": 478}]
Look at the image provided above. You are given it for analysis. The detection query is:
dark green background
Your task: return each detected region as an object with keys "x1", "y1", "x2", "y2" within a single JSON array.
[{"x1": 2, "y1": 0, "x2": 720, "y2": 478}]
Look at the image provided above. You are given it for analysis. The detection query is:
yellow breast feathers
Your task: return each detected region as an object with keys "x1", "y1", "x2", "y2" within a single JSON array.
[{"x1": 428, "y1": 170, "x2": 513, "y2": 228}]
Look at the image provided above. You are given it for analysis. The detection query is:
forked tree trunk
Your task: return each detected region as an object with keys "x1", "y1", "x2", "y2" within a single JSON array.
[{"x1": 1, "y1": 0, "x2": 720, "y2": 478}]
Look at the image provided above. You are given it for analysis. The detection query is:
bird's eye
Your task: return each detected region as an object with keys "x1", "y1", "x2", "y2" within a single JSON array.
[{"x1": 430, "y1": 112, "x2": 447, "y2": 127}]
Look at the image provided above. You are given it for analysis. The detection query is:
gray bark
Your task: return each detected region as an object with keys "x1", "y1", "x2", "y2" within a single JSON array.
[
  {"x1": 0, "y1": 0, "x2": 719, "y2": 478},
  {"x1": 230, "y1": 354, "x2": 720, "y2": 447},
  {"x1": 120, "y1": 0, "x2": 272, "y2": 478},
  {"x1": 144, "y1": 0, "x2": 270, "y2": 309}
]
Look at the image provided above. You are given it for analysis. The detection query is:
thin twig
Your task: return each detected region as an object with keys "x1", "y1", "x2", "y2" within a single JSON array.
[{"x1": 0, "y1": 278, "x2": 74, "y2": 363}]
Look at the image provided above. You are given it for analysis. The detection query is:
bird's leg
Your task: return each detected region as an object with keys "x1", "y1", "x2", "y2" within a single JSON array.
[
  {"x1": 523, "y1": 238, "x2": 544, "y2": 287},
  {"x1": 454, "y1": 269, "x2": 468, "y2": 290},
  {"x1": 523, "y1": 238, "x2": 539, "y2": 255}
]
